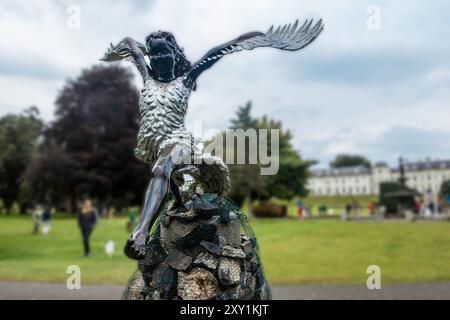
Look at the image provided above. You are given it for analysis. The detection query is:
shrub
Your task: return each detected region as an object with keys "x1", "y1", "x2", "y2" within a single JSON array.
[{"x1": 253, "y1": 202, "x2": 287, "y2": 218}]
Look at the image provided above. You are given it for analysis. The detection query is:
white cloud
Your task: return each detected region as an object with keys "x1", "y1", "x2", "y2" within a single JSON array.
[{"x1": 0, "y1": 0, "x2": 449, "y2": 167}]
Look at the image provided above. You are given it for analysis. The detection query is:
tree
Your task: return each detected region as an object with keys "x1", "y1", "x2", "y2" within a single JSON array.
[
  {"x1": 0, "y1": 107, "x2": 43, "y2": 213},
  {"x1": 226, "y1": 101, "x2": 264, "y2": 214},
  {"x1": 230, "y1": 101, "x2": 259, "y2": 130},
  {"x1": 330, "y1": 154, "x2": 371, "y2": 169},
  {"x1": 24, "y1": 144, "x2": 78, "y2": 211},
  {"x1": 25, "y1": 65, "x2": 150, "y2": 213},
  {"x1": 259, "y1": 116, "x2": 311, "y2": 200},
  {"x1": 217, "y1": 101, "x2": 310, "y2": 212},
  {"x1": 440, "y1": 180, "x2": 450, "y2": 197}
]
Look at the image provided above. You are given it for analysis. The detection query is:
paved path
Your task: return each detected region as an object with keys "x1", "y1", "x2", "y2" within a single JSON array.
[{"x1": 1, "y1": 281, "x2": 449, "y2": 300}]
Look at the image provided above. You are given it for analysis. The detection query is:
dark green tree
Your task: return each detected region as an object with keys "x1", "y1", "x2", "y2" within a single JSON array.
[
  {"x1": 330, "y1": 154, "x2": 372, "y2": 169},
  {"x1": 259, "y1": 116, "x2": 311, "y2": 200},
  {"x1": 230, "y1": 101, "x2": 259, "y2": 129},
  {"x1": 226, "y1": 101, "x2": 264, "y2": 214},
  {"x1": 215, "y1": 101, "x2": 311, "y2": 213},
  {"x1": 25, "y1": 65, "x2": 150, "y2": 213},
  {"x1": 440, "y1": 180, "x2": 450, "y2": 197},
  {"x1": 0, "y1": 107, "x2": 43, "y2": 213}
]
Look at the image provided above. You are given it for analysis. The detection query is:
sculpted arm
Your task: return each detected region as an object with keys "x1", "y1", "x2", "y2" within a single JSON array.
[{"x1": 101, "y1": 37, "x2": 150, "y2": 82}]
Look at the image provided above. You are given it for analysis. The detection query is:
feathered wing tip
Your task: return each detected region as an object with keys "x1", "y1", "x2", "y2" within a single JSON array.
[
  {"x1": 265, "y1": 18, "x2": 324, "y2": 51},
  {"x1": 100, "y1": 43, "x2": 117, "y2": 61}
]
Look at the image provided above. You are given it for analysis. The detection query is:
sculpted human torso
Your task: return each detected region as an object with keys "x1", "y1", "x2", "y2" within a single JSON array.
[
  {"x1": 102, "y1": 19, "x2": 324, "y2": 259},
  {"x1": 135, "y1": 76, "x2": 193, "y2": 165}
]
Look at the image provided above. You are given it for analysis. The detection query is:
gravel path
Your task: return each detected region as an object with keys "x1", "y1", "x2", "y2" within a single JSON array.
[{"x1": 1, "y1": 281, "x2": 449, "y2": 300}]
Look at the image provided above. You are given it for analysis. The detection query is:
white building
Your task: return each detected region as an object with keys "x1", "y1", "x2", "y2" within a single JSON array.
[{"x1": 307, "y1": 159, "x2": 450, "y2": 197}]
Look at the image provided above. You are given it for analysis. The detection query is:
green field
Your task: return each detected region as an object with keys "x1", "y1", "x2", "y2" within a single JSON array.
[{"x1": 0, "y1": 214, "x2": 450, "y2": 285}]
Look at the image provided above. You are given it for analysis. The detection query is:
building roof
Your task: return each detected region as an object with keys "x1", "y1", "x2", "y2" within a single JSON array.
[
  {"x1": 392, "y1": 159, "x2": 450, "y2": 172},
  {"x1": 374, "y1": 161, "x2": 388, "y2": 168},
  {"x1": 311, "y1": 165, "x2": 370, "y2": 177},
  {"x1": 311, "y1": 159, "x2": 450, "y2": 177}
]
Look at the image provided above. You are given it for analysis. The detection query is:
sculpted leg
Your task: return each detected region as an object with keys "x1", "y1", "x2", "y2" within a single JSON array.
[{"x1": 125, "y1": 145, "x2": 187, "y2": 260}]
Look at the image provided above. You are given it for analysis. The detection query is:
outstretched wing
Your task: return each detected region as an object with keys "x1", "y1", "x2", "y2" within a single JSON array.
[
  {"x1": 185, "y1": 19, "x2": 324, "y2": 85},
  {"x1": 101, "y1": 38, "x2": 150, "y2": 81},
  {"x1": 228, "y1": 18, "x2": 324, "y2": 51}
]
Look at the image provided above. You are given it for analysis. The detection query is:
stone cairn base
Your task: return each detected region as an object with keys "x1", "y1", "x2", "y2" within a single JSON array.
[{"x1": 122, "y1": 193, "x2": 271, "y2": 300}]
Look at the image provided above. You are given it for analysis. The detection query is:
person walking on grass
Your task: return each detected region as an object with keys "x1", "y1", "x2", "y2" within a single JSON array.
[
  {"x1": 77, "y1": 198, "x2": 99, "y2": 257},
  {"x1": 32, "y1": 204, "x2": 43, "y2": 235}
]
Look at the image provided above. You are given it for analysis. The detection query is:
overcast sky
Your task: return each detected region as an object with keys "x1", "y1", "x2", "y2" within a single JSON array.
[{"x1": 1, "y1": 0, "x2": 449, "y2": 168}]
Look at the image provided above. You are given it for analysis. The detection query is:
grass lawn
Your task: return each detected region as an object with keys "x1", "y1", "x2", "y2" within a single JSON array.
[
  {"x1": 0, "y1": 215, "x2": 135, "y2": 285},
  {"x1": 0, "y1": 214, "x2": 449, "y2": 285}
]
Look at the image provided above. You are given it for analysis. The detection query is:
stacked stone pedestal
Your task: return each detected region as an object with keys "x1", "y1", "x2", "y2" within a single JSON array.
[{"x1": 127, "y1": 193, "x2": 270, "y2": 300}]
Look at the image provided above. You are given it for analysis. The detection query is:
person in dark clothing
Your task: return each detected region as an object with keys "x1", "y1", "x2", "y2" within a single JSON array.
[
  {"x1": 77, "y1": 198, "x2": 99, "y2": 257},
  {"x1": 345, "y1": 203, "x2": 352, "y2": 215}
]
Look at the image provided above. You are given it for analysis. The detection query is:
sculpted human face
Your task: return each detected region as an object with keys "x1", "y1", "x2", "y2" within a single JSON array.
[{"x1": 148, "y1": 39, "x2": 175, "y2": 79}]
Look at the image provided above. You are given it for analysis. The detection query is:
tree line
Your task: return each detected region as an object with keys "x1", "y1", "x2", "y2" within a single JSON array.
[{"x1": 0, "y1": 65, "x2": 312, "y2": 215}]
